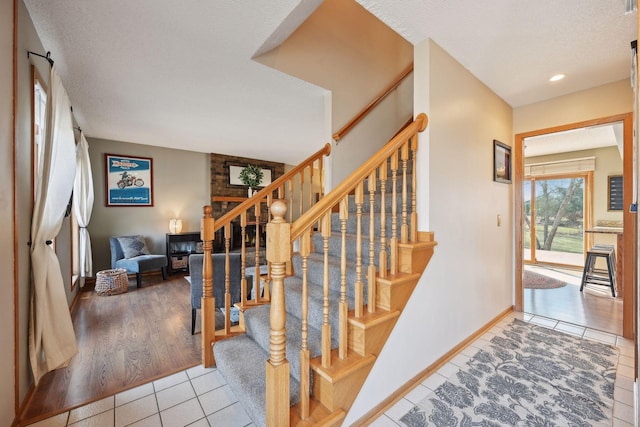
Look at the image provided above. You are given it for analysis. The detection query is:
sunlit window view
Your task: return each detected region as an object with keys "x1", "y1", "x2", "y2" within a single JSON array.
[{"x1": 523, "y1": 176, "x2": 585, "y2": 267}]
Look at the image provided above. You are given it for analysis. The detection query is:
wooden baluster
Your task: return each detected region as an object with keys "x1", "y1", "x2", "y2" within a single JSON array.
[
  {"x1": 254, "y1": 203, "x2": 262, "y2": 303},
  {"x1": 200, "y1": 206, "x2": 215, "y2": 367},
  {"x1": 318, "y1": 156, "x2": 324, "y2": 197},
  {"x1": 410, "y1": 135, "x2": 418, "y2": 242},
  {"x1": 266, "y1": 200, "x2": 290, "y2": 427},
  {"x1": 224, "y1": 223, "x2": 231, "y2": 334},
  {"x1": 299, "y1": 170, "x2": 304, "y2": 220},
  {"x1": 378, "y1": 161, "x2": 388, "y2": 278},
  {"x1": 339, "y1": 196, "x2": 348, "y2": 359},
  {"x1": 321, "y1": 211, "x2": 332, "y2": 368},
  {"x1": 240, "y1": 213, "x2": 247, "y2": 306},
  {"x1": 367, "y1": 170, "x2": 377, "y2": 313},
  {"x1": 390, "y1": 152, "x2": 398, "y2": 275},
  {"x1": 401, "y1": 142, "x2": 409, "y2": 244},
  {"x1": 355, "y1": 183, "x2": 364, "y2": 317},
  {"x1": 288, "y1": 178, "x2": 294, "y2": 224},
  {"x1": 299, "y1": 229, "x2": 311, "y2": 420},
  {"x1": 308, "y1": 165, "x2": 314, "y2": 210},
  {"x1": 317, "y1": 157, "x2": 325, "y2": 231}
]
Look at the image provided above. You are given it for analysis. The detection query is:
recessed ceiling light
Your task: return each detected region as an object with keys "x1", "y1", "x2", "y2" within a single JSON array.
[{"x1": 549, "y1": 74, "x2": 566, "y2": 82}]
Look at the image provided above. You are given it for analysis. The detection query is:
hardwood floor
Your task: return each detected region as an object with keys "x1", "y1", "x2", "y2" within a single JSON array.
[
  {"x1": 524, "y1": 265, "x2": 622, "y2": 336},
  {"x1": 19, "y1": 273, "x2": 201, "y2": 425}
]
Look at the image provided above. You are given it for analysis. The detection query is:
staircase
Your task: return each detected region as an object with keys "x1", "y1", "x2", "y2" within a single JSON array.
[{"x1": 198, "y1": 114, "x2": 435, "y2": 426}]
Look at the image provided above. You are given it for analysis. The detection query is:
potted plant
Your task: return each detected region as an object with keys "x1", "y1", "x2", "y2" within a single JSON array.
[{"x1": 239, "y1": 164, "x2": 264, "y2": 197}]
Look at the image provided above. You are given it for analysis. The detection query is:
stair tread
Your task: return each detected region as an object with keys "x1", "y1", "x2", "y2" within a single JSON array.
[{"x1": 214, "y1": 334, "x2": 301, "y2": 427}]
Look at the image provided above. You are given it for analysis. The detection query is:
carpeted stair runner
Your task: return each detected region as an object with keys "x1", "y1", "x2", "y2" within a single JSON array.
[{"x1": 213, "y1": 158, "x2": 413, "y2": 425}]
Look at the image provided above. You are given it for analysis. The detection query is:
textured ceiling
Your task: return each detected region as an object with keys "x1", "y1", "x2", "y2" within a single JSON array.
[{"x1": 23, "y1": 1, "x2": 637, "y2": 163}]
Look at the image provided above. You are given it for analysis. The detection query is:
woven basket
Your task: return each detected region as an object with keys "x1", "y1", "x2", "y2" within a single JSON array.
[{"x1": 95, "y1": 268, "x2": 129, "y2": 296}]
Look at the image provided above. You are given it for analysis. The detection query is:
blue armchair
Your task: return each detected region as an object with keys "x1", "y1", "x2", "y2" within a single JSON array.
[{"x1": 109, "y1": 235, "x2": 167, "y2": 288}]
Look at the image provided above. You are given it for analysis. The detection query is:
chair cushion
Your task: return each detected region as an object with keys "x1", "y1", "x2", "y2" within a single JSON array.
[
  {"x1": 115, "y1": 254, "x2": 167, "y2": 274},
  {"x1": 116, "y1": 235, "x2": 150, "y2": 259}
]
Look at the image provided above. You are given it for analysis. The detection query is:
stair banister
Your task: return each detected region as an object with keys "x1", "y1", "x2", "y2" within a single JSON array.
[
  {"x1": 278, "y1": 113, "x2": 428, "y2": 422},
  {"x1": 290, "y1": 113, "x2": 427, "y2": 241}
]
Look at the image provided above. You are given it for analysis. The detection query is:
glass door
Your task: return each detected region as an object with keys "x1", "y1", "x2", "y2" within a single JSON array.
[{"x1": 523, "y1": 175, "x2": 586, "y2": 267}]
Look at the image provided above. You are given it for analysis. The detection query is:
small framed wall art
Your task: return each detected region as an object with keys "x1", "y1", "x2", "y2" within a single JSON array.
[
  {"x1": 105, "y1": 153, "x2": 154, "y2": 206},
  {"x1": 493, "y1": 140, "x2": 512, "y2": 184}
]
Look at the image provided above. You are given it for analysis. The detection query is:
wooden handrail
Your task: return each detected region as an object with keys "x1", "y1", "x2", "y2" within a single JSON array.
[
  {"x1": 213, "y1": 143, "x2": 331, "y2": 232},
  {"x1": 332, "y1": 63, "x2": 414, "y2": 142},
  {"x1": 292, "y1": 113, "x2": 427, "y2": 240}
]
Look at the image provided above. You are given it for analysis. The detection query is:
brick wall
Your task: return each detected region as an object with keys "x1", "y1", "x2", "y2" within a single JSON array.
[{"x1": 210, "y1": 153, "x2": 284, "y2": 219}]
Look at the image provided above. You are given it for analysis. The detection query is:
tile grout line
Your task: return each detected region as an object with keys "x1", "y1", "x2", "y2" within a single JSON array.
[{"x1": 188, "y1": 370, "x2": 209, "y2": 425}]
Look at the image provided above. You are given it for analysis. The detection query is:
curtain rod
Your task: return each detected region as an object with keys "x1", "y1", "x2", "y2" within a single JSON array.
[{"x1": 27, "y1": 50, "x2": 54, "y2": 67}]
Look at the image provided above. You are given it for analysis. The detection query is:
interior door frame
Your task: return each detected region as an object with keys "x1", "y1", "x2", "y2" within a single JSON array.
[{"x1": 515, "y1": 112, "x2": 636, "y2": 339}]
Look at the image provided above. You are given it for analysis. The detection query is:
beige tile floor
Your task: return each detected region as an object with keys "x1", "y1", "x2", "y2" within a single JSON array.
[
  {"x1": 27, "y1": 312, "x2": 636, "y2": 427},
  {"x1": 25, "y1": 365, "x2": 254, "y2": 427}
]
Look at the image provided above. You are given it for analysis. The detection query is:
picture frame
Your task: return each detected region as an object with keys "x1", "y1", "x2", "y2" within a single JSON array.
[
  {"x1": 105, "y1": 153, "x2": 154, "y2": 206},
  {"x1": 228, "y1": 164, "x2": 273, "y2": 187},
  {"x1": 493, "y1": 140, "x2": 512, "y2": 184}
]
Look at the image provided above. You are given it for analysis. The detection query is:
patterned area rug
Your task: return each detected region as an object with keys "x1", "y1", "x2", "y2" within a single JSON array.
[
  {"x1": 524, "y1": 269, "x2": 567, "y2": 289},
  {"x1": 400, "y1": 319, "x2": 618, "y2": 426}
]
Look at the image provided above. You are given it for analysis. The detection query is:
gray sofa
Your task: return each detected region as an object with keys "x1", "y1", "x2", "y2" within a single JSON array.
[{"x1": 188, "y1": 253, "x2": 252, "y2": 334}]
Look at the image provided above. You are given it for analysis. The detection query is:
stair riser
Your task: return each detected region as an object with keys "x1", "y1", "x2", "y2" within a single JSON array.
[{"x1": 310, "y1": 354, "x2": 375, "y2": 413}]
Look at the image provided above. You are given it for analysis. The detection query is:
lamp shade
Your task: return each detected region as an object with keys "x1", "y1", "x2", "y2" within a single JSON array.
[{"x1": 169, "y1": 218, "x2": 183, "y2": 234}]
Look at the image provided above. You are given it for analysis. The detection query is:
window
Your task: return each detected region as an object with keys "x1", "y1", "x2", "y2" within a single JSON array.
[
  {"x1": 523, "y1": 172, "x2": 592, "y2": 267},
  {"x1": 32, "y1": 66, "x2": 47, "y2": 200}
]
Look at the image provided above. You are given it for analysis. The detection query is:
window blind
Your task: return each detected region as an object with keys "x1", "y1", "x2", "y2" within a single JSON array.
[{"x1": 525, "y1": 156, "x2": 595, "y2": 177}]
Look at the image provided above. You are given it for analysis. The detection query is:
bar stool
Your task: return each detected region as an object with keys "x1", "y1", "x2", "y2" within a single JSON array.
[{"x1": 580, "y1": 245, "x2": 617, "y2": 297}]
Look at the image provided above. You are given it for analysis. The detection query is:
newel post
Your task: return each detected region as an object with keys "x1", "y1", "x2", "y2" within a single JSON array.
[
  {"x1": 201, "y1": 205, "x2": 216, "y2": 367},
  {"x1": 265, "y1": 200, "x2": 291, "y2": 427}
]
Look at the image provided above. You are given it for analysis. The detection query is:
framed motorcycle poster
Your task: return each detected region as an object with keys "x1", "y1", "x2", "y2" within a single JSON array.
[{"x1": 105, "y1": 153, "x2": 154, "y2": 206}]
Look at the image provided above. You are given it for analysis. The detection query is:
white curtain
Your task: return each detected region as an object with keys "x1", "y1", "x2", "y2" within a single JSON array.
[
  {"x1": 73, "y1": 130, "x2": 94, "y2": 279},
  {"x1": 29, "y1": 65, "x2": 78, "y2": 384}
]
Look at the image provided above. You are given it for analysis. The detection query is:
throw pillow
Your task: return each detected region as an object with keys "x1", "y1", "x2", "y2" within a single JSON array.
[{"x1": 117, "y1": 235, "x2": 150, "y2": 259}]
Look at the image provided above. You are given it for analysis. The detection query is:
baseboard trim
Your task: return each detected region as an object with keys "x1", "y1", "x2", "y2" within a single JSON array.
[
  {"x1": 12, "y1": 383, "x2": 36, "y2": 427},
  {"x1": 350, "y1": 305, "x2": 515, "y2": 427}
]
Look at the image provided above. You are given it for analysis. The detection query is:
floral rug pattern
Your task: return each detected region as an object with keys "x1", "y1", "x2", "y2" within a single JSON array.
[{"x1": 400, "y1": 319, "x2": 618, "y2": 427}]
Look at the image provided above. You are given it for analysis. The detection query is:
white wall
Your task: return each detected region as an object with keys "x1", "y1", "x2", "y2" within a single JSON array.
[
  {"x1": 0, "y1": 0, "x2": 15, "y2": 423},
  {"x1": 345, "y1": 39, "x2": 513, "y2": 424},
  {"x1": 88, "y1": 138, "x2": 210, "y2": 272}
]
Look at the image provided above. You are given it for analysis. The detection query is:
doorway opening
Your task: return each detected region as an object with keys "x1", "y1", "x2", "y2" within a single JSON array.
[{"x1": 515, "y1": 113, "x2": 635, "y2": 339}]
